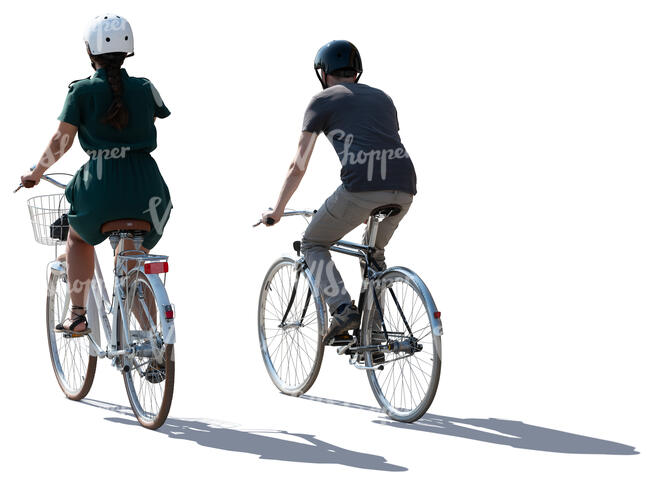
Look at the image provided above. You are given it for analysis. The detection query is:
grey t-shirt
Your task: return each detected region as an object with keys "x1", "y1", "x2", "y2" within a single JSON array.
[{"x1": 302, "y1": 83, "x2": 417, "y2": 194}]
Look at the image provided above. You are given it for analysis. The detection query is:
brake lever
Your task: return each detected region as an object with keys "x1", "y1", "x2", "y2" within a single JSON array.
[
  {"x1": 253, "y1": 207, "x2": 275, "y2": 227},
  {"x1": 15, "y1": 165, "x2": 38, "y2": 193},
  {"x1": 253, "y1": 217, "x2": 275, "y2": 228}
]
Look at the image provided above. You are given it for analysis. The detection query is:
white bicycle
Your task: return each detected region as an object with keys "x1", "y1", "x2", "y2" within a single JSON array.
[{"x1": 18, "y1": 172, "x2": 176, "y2": 429}]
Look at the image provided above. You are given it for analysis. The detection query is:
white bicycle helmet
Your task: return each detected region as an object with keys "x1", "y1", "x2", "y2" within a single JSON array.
[{"x1": 84, "y1": 14, "x2": 134, "y2": 56}]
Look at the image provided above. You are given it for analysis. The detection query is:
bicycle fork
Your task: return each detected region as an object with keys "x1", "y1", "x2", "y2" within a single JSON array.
[{"x1": 278, "y1": 261, "x2": 312, "y2": 330}]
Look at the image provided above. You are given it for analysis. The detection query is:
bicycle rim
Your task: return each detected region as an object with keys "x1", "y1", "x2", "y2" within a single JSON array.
[
  {"x1": 365, "y1": 268, "x2": 441, "y2": 422},
  {"x1": 46, "y1": 265, "x2": 96, "y2": 400},
  {"x1": 258, "y1": 257, "x2": 325, "y2": 396},
  {"x1": 122, "y1": 271, "x2": 174, "y2": 429}
]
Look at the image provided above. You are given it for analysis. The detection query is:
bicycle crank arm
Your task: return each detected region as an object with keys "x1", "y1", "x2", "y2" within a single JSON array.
[
  {"x1": 87, "y1": 335, "x2": 104, "y2": 357},
  {"x1": 93, "y1": 346, "x2": 136, "y2": 360},
  {"x1": 336, "y1": 336, "x2": 357, "y2": 355},
  {"x1": 349, "y1": 357, "x2": 384, "y2": 371}
]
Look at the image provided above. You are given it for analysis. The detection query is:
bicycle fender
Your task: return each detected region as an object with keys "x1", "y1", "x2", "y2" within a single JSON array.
[
  {"x1": 145, "y1": 274, "x2": 176, "y2": 344},
  {"x1": 376, "y1": 266, "x2": 443, "y2": 337}
]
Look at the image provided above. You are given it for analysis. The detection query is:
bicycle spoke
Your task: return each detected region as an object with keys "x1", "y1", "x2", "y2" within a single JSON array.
[
  {"x1": 48, "y1": 271, "x2": 92, "y2": 398},
  {"x1": 260, "y1": 260, "x2": 323, "y2": 394},
  {"x1": 122, "y1": 272, "x2": 171, "y2": 427},
  {"x1": 367, "y1": 272, "x2": 441, "y2": 421}
]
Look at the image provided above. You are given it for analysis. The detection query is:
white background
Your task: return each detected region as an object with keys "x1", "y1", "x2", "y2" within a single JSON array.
[{"x1": 2, "y1": 0, "x2": 648, "y2": 483}]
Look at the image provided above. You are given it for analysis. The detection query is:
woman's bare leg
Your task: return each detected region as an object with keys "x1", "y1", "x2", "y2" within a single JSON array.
[{"x1": 64, "y1": 227, "x2": 94, "y2": 330}]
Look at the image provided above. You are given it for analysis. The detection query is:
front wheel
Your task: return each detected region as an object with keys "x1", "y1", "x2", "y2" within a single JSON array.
[
  {"x1": 46, "y1": 262, "x2": 97, "y2": 400},
  {"x1": 258, "y1": 257, "x2": 326, "y2": 396},
  {"x1": 122, "y1": 271, "x2": 175, "y2": 429},
  {"x1": 363, "y1": 267, "x2": 442, "y2": 422}
]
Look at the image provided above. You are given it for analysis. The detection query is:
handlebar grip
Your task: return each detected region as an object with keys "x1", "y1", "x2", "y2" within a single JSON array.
[
  {"x1": 265, "y1": 217, "x2": 275, "y2": 226},
  {"x1": 22, "y1": 180, "x2": 35, "y2": 188}
]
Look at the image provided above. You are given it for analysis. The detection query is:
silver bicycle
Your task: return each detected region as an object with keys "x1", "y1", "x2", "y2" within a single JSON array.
[
  {"x1": 18, "y1": 173, "x2": 176, "y2": 429},
  {"x1": 256, "y1": 207, "x2": 443, "y2": 423}
]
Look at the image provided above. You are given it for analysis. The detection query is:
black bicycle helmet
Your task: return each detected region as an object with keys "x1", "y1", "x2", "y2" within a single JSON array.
[{"x1": 313, "y1": 40, "x2": 363, "y2": 89}]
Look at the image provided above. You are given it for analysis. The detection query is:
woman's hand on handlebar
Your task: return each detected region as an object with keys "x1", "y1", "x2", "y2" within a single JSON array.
[
  {"x1": 20, "y1": 170, "x2": 41, "y2": 189},
  {"x1": 261, "y1": 208, "x2": 283, "y2": 226}
]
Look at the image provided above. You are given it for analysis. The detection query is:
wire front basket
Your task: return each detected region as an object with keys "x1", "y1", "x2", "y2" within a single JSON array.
[{"x1": 27, "y1": 194, "x2": 70, "y2": 246}]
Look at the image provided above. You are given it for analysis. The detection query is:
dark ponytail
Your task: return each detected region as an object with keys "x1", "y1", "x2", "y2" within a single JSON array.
[{"x1": 90, "y1": 52, "x2": 129, "y2": 130}]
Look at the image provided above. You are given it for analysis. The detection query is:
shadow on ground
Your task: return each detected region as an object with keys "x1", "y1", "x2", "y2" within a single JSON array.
[
  {"x1": 79, "y1": 398, "x2": 407, "y2": 471},
  {"x1": 301, "y1": 395, "x2": 639, "y2": 455}
]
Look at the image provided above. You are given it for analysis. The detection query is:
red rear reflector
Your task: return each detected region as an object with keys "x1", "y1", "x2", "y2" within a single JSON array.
[
  {"x1": 144, "y1": 262, "x2": 168, "y2": 274},
  {"x1": 165, "y1": 309, "x2": 174, "y2": 319},
  {"x1": 434, "y1": 311, "x2": 441, "y2": 319}
]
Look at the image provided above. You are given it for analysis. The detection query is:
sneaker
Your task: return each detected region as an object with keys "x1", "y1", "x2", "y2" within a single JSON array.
[{"x1": 323, "y1": 302, "x2": 361, "y2": 344}]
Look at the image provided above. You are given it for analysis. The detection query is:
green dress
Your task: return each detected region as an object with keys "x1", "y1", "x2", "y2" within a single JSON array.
[{"x1": 59, "y1": 68, "x2": 172, "y2": 249}]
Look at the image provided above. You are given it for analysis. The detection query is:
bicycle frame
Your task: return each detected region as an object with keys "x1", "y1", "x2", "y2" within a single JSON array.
[
  {"x1": 330, "y1": 225, "x2": 442, "y2": 373},
  {"x1": 281, "y1": 211, "x2": 442, "y2": 358},
  {"x1": 48, "y1": 238, "x2": 176, "y2": 363},
  {"x1": 333, "y1": 222, "x2": 415, "y2": 345},
  {"x1": 258, "y1": 206, "x2": 442, "y2": 419}
]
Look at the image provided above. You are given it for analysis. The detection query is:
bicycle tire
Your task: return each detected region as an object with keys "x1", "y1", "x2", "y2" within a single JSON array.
[
  {"x1": 258, "y1": 257, "x2": 326, "y2": 396},
  {"x1": 363, "y1": 267, "x2": 442, "y2": 422},
  {"x1": 46, "y1": 263, "x2": 97, "y2": 401},
  {"x1": 121, "y1": 270, "x2": 174, "y2": 429}
]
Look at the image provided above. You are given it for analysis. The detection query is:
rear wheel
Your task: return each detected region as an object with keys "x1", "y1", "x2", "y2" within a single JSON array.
[
  {"x1": 122, "y1": 271, "x2": 174, "y2": 429},
  {"x1": 364, "y1": 267, "x2": 442, "y2": 422},
  {"x1": 258, "y1": 257, "x2": 326, "y2": 396},
  {"x1": 46, "y1": 263, "x2": 96, "y2": 400}
]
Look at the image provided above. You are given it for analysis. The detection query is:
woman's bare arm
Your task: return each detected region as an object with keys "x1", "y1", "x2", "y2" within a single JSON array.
[{"x1": 22, "y1": 121, "x2": 78, "y2": 186}]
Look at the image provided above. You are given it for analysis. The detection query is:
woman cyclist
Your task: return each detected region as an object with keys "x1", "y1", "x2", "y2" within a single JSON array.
[{"x1": 20, "y1": 14, "x2": 172, "y2": 335}]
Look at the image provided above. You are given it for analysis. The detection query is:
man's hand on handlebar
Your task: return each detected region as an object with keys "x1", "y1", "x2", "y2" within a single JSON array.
[{"x1": 261, "y1": 208, "x2": 283, "y2": 227}]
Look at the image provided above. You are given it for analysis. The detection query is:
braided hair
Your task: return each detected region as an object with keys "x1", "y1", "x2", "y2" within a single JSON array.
[{"x1": 90, "y1": 52, "x2": 129, "y2": 130}]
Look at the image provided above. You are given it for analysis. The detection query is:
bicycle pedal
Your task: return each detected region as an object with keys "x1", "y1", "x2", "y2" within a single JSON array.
[
  {"x1": 61, "y1": 331, "x2": 87, "y2": 339},
  {"x1": 336, "y1": 338, "x2": 357, "y2": 355},
  {"x1": 327, "y1": 333, "x2": 354, "y2": 346},
  {"x1": 358, "y1": 351, "x2": 386, "y2": 365}
]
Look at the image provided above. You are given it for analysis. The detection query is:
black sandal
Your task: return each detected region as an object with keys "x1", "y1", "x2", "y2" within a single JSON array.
[{"x1": 55, "y1": 305, "x2": 90, "y2": 335}]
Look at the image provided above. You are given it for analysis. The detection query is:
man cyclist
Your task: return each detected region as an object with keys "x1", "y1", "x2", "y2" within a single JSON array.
[{"x1": 262, "y1": 40, "x2": 417, "y2": 344}]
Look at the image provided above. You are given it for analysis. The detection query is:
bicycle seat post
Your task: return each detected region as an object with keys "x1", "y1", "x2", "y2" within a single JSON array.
[
  {"x1": 109, "y1": 233, "x2": 120, "y2": 251},
  {"x1": 131, "y1": 233, "x2": 144, "y2": 251},
  {"x1": 366, "y1": 205, "x2": 402, "y2": 249},
  {"x1": 366, "y1": 215, "x2": 381, "y2": 248}
]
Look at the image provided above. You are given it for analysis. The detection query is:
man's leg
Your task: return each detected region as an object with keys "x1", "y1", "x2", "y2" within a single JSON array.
[
  {"x1": 362, "y1": 192, "x2": 413, "y2": 270},
  {"x1": 301, "y1": 185, "x2": 369, "y2": 314},
  {"x1": 360, "y1": 191, "x2": 413, "y2": 357}
]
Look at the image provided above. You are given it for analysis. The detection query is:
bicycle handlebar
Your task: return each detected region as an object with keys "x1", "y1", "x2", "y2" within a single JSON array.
[
  {"x1": 14, "y1": 171, "x2": 72, "y2": 193},
  {"x1": 253, "y1": 209, "x2": 317, "y2": 227}
]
